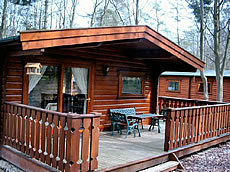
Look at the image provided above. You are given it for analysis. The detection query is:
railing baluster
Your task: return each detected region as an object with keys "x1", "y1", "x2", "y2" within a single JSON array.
[
  {"x1": 30, "y1": 109, "x2": 36, "y2": 158},
  {"x1": 17, "y1": 106, "x2": 22, "y2": 151},
  {"x1": 52, "y1": 115, "x2": 59, "y2": 168},
  {"x1": 46, "y1": 113, "x2": 53, "y2": 165},
  {"x1": 183, "y1": 109, "x2": 188, "y2": 146},
  {"x1": 21, "y1": 107, "x2": 26, "y2": 153},
  {"x1": 40, "y1": 112, "x2": 47, "y2": 163},
  {"x1": 90, "y1": 117, "x2": 100, "y2": 171},
  {"x1": 35, "y1": 111, "x2": 41, "y2": 160},
  {"x1": 82, "y1": 118, "x2": 91, "y2": 171},
  {"x1": 58, "y1": 116, "x2": 66, "y2": 171},
  {"x1": 179, "y1": 110, "x2": 184, "y2": 147}
]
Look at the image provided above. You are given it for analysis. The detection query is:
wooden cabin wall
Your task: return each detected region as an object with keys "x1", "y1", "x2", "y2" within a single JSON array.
[
  {"x1": 159, "y1": 76, "x2": 190, "y2": 99},
  {"x1": 2, "y1": 52, "x2": 155, "y2": 131},
  {"x1": 190, "y1": 77, "x2": 217, "y2": 101},
  {"x1": 5, "y1": 56, "x2": 24, "y2": 103},
  {"x1": 92, "y1": 62, "x2": 153, "y2": 130},
  {"x1": 223, "y1": 78, "x2": 230, "y2": 102},
  {"x1": 0, "y1": 56, "x2": 5, "y2": 143},
  {"x1": 159, "y1": 75, "x2": 230, "y2": 103}
]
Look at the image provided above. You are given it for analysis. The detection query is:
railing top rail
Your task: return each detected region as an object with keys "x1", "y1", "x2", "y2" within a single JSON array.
[
  {"x1": 159, "y1": 96, "x2": 226, "y2": 104},
  {"x1": 167, "y1": 102, "x2": 230, "y2": 111},
  {"x1": 4, "y1": 101, "x2": 101, "y2": 119}
]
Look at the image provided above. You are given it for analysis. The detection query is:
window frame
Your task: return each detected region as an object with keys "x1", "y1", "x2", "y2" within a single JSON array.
[
  {"x1": 118, "y1": 71, "x2": 146, "y2": 98},
  {"x1": 167, "y1": 80, "x2": 181, "y2": 92},
  {"x1": 197, "y1": 82, "x2": 212, "y2": 94},
  {"x1": 23, "y1": 60, "x2": 93, "y2": 113}
]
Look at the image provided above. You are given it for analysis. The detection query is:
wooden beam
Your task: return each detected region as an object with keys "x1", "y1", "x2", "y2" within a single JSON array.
[
  {"x1": 0, "y1": 145, "x2": 59, "y2": 172},
  {"x1": 8, "y1": 49, "x2": 45, "y2": 57}
]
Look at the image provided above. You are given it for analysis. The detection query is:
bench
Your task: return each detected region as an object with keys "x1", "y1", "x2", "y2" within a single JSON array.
[{"x1": 109, "y1": 108, "x2": 141, "y2": 137}]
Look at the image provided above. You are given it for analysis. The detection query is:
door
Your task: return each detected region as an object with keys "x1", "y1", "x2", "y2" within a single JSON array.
[{"x1": 62, "y1": 67, "x2": 89, "y2": 114}]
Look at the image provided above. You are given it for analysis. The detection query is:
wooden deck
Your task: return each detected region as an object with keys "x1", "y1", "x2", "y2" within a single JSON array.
[{"x1": 98, "y1": 121, "x2": 166, "y2": 170}]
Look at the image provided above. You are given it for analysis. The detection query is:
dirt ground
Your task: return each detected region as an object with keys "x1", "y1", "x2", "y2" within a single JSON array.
[{"x1": 180, "y1": 141, "x2": 230, "y2": 171}]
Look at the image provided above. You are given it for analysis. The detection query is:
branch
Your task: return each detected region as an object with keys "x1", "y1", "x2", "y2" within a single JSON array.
[
  {"x1": 206, "y1": 55, "x2": 215, "y2": 63},
  {"x1": 206, "y1": 25, "x2": 214, "y2": 37},
  {"x1": 110, "y1": 0, "x2": 125, "y2": 25},
  {"x1": 204, "y1": 34, "x2": 215, "y2": 53}
]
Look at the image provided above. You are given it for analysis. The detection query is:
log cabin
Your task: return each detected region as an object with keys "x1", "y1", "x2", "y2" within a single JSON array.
[
  {"x1": 0, "y1": 26, "x2": 205, "y2": 131},
  {"x1": 4, "y1": 26, "x2": 229, "y2": 171},
  {"x1": 159, "y1": 70, "x2": 230, "y2": 102}
]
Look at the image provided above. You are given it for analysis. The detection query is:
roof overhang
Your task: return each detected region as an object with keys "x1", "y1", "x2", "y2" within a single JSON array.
[{"x1": 19, "y1": 26, "x2": 205, "y2": 71}]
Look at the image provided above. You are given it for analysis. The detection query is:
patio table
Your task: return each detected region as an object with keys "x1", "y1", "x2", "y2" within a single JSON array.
[{"x1": 128, "y1": 114, "x2": 164, "y2": 133}]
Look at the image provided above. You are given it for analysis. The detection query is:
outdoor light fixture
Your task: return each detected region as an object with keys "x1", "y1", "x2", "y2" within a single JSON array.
[
  {"x1": 25, "y1": 63, "x2": 42, "y2": 75},
  {"x1": 103, "y1": 64, "x2": 110, "y2": 76}
]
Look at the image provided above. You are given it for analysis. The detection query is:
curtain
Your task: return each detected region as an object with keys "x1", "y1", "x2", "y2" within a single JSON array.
[
  {"x1": 71, "y1": 68, "x2": 88, "y2": 94},
  {"x1": 29, "y1": 65, "x2": 47, "y2": 94}
]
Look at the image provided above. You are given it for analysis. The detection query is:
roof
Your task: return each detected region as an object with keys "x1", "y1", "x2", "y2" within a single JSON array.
[
  {"x1": 19, "y1": 25, "x2": 205, "y2": 71},
  {"x1": 161, "y1": 70, "x2": 230, "y2": 77}
]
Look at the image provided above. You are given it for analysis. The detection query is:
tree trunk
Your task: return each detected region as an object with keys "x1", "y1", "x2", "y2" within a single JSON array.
[
  {"x1": 199, "y1": 0, "x2": 209, "y2": 100},
  {"x1": 69, "y1": 0, "x2": 78, "y2": 28},
  {"x1": 0, "y1": 0, "x2": 8, "y2": 38},
  {"x1": 43, "y1": 0, "x2": 49, "y2": 29},
  {"x1": 213, "y1": 0, "x2": 223, "y2": 101},
  {"x1": 135, "y1": 0, "x2": 139, "y2": 25}
]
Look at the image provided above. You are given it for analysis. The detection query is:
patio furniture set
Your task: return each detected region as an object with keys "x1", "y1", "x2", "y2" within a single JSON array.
[{"x1": 109, "y1": 108, "x2": 165, "y2": 138}]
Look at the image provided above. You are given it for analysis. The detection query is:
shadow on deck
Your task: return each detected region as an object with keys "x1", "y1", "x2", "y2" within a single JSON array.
[{"x1": 98, "y1": 121, "x2": 166, "y2": 170}]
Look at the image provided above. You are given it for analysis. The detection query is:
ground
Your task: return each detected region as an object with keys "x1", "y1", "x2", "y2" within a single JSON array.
[
  {"x1": 180, "y1": 141, "x2": 230, "y2": 171},
  {"x1": 0, "y1": 158, "x2": 24, "y2": 172}
]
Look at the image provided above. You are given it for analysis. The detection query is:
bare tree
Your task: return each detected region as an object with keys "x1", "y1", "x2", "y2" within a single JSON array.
[
  {"x1": 213, "y1": 0, "x2": 230, "y2": 101},
  {"x1": 0, "y1": 0, "x2": 8, "y2": 38},
  {"x1": 199, "y1": 0, "x2": 209, "y2": 100}
]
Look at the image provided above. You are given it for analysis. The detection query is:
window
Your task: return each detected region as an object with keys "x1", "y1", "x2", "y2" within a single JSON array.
[
  {"x1": 198, "y1": 82, "x2": 211, "y2": 94},
  {"x1": 28, "y1": 65, "x2": 58, "y2": 111},
  {"x1": 168, "y1": 81, "x2": 180, "y2": 91},
  {"x1": 119, "y1": 71, "x2": 145, "y2": 98}
]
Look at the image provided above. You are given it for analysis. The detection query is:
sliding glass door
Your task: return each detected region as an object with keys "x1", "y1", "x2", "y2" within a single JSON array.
[{"x1": 63, "y1": 67, "x2": 89, "y2": 114}]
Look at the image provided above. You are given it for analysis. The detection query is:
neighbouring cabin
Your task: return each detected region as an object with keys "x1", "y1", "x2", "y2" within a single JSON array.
[
  {"x1": 0, "y1": 26, "x2": 205, "y2": 132},
  {"x1": 159, "y1": 70, "x2": 230, "y2": 102}
]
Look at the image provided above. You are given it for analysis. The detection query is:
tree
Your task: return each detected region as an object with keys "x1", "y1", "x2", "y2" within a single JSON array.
[
  {"x1": 0, "y1": 0, "x2": 8, "y2": 38},
  {"x1": 187, "y1": 0, "x2": 212, "y2": 100},
  {"x1": 213, "y1": 0, "x2": 230, "y2": 101}
]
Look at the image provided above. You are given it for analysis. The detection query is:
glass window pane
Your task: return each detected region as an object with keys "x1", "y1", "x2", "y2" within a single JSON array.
[
  {"x1": 63, "y1": 67, "x2": 89, "y2": 114},
  {"x1": 122, "y1": 77, "x2": 142, "y2": 94},
  {"x1": 29, "y1": 65, "x2": 58, "y2": 111},
  {"x1": 168, "y1": 81, "x2": 179, "y2": 91}
]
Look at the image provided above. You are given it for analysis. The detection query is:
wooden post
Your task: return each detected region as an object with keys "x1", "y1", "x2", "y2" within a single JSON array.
[
  {"x1": 66, "y1": 114, "x2": 81, "y2": 172},
  {"x1": 164, "y1": 108, "x2": 175, "y2": 151}
]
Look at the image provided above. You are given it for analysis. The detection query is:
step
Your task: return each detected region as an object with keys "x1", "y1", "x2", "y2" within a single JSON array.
[{"x1": 140, "y1": 161, "x2": 179, "y2": 172}]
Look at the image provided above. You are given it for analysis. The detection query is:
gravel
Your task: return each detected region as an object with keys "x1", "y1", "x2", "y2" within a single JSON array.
[
  {"x1": 180, "y1": 141, "x2": 230, "y2": 171},
  {"x1": 0, "y1": 158, "x2": 24, "y2": 172}
]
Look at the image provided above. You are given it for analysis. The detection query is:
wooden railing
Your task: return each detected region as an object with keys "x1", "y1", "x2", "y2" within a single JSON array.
[
  {"x1": 164, "y1": 103, "x2": 230, "y2": 151},
  {"x1": 2, "y1": 102, "x2": 101, "y2": 172},
  {"x1": 158, "y1": 96, "x2": 224, "y2": 113}
]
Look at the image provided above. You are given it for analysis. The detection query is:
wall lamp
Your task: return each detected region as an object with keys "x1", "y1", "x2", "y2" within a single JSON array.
[{"x1": 103, "y1": 65, "x2": 110, "y2": 76}]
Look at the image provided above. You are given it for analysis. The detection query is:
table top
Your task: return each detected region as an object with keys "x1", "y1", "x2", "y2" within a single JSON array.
[{"x1": 128, "y1": 113, "x2": 164, "y2": 119}]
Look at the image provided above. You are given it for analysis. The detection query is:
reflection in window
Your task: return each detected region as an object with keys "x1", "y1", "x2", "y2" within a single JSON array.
[
  {"x1": 168, "y1": 81, "x2": 180, "y2": 91},
  {"x1": 198, "y1": 83, "x2": 211, "y2": 93},
  {"x1": 63, "y1": 67, "x2": 89, "y2": 114},
  {"x1": 122, "y1": 77, "x2": 142, "y2": 94},
  {"x1": 29, "y1": 65, "x2": 58, "y2": 111}
]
